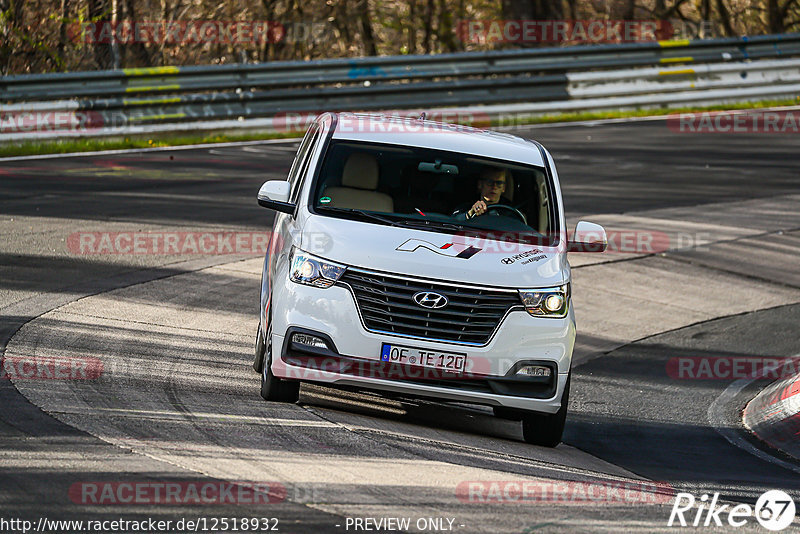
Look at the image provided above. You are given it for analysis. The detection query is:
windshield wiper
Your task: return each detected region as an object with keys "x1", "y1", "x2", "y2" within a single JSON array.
[
  {"x1": 317, "y1": 206, "x2": 402, "y2": 227},
  {"x1": 395, "y1": 219, "x2": 467, "y2": 232}
]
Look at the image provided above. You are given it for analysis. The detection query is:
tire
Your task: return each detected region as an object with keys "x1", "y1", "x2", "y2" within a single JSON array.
[
  {"x1": 258, "y1": 319, "x2": 300, "y2": 403},
  {"x1": 253, "y1": 322, "x2": 265, "y2": 373},
  {"x1": 521, "y1": 373, "x2": 570, "y2": 447}
]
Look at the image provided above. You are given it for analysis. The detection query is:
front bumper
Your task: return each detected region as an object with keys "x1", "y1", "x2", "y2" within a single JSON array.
[{"x1": 270, "y1": 280, "x2": 575, "y2": 413}]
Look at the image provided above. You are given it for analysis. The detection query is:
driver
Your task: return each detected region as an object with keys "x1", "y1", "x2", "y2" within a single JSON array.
[{"x1": 456, "y1": 167, "x2": 511, "y2": 220}]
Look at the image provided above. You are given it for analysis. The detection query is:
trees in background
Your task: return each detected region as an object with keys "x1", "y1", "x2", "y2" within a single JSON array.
[{"x1": 1, "y1": 0, "x2": 798, "y2": 74}]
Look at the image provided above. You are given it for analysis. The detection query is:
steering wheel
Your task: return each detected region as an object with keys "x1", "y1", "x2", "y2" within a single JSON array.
[
  {"x1": 450, "y1": 204, "x2": 528, "y2": 225},
  {"x1": 485, "y1": 204, "x2": 527, "y2": 224},
  {"x1": 453, "y1": 204, "x2": 528, "y2": 225}
]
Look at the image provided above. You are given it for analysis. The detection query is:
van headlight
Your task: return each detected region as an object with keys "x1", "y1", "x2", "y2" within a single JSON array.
[
  {"x1": 518, "y1": 284, "x2": 569, "y2": 317},
  {"x1": 289, "y1": 249, "x2": 346, "y2": 288}
]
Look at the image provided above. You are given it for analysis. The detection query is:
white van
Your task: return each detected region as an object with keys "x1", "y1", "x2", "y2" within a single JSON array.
[{"x1": 254, "y1": 112, "x2": 606, "y2": 447}]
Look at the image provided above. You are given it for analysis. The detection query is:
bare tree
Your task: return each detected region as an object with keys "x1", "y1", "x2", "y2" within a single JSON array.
[
  {"x1": 87, "y1": 0, "x2": 115, "y2": 68},
  {"x1": 766, "y1": 0, "x2": 799, "y2": 32},
  {"x1": 423, "y1": 0, "x2": 434, "y2": 53},
  {"x1": 0, "y1": 0, "x2": 24, "y2": 73},
  {"x1": 715, "y1": 0, "x2": 736, "y2": 35},
  {"x1": 359, "y1": 0, "x2": 377, "y2": 55},
  {"x1": 437, "y1": 0, "x2": 457, "y2": 52},
  {"x1": 3, "y1": 0, "x2": 799, "y2": 74},
  {"x1": 622, "y1": 0, "x2": 637, "y2": 19},
  {"x1": 56, "y1": 0, "x2": 71, "y2": 70},
  {"x1": 407, "y1": 0, "x2": 418, "y2": 53},
  {"x1": 566, "y1": 0, "x2": 579, "y2": 18},
  {"x1": 120, "y1": 0, "x2": 152, "y2": 66},
  {"x1": 502, "y1": 0, "x2": 564, "y2": 20}
]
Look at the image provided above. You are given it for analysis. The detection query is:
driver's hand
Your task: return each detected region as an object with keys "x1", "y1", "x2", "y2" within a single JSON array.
[{"x1": 468, "y1": 200, "x2": 487, "y2": 219}]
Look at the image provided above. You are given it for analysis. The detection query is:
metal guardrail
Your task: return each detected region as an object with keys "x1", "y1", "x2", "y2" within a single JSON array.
[{"x1": 1, "y1": 33, "x2": 799, "y2": 141}]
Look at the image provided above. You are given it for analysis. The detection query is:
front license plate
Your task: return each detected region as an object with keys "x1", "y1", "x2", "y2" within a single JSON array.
[{"x1": 380, "y1": 343, "x2": 467, "y2": 373}]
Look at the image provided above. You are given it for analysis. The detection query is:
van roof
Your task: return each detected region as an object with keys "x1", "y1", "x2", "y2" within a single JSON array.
[{"x1": 329, "y1": 112, "x2": 546, "y2": 167}]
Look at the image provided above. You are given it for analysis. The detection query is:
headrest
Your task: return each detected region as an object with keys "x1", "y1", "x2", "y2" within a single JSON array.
[{"x1": 342, "y1": 152, "x2": 379, "y2": 190}]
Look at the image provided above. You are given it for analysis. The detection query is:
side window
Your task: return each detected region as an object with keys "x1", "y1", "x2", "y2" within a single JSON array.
[
  {"x1": 536, "y1": 172, "x2": 550, "y2": 235},
  {"x1": 286, "y1": 123, "x2": 319, "y2": 192},
  {"x1": 289, "y1": 126, "x2": 321, "y2": 204}
]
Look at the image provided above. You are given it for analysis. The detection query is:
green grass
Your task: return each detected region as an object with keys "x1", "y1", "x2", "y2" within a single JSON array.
[
  {"x1": 0, "y1": 130, "x2": 302, "y2": 158},
  {"x1": 2, "y1": 97, "x2": 798, "y2": 158}
]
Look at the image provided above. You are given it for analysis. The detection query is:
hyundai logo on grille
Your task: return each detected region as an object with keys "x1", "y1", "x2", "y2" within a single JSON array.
[{"x1": 412, "y1": 291, "x2": 448, "y2": 309}]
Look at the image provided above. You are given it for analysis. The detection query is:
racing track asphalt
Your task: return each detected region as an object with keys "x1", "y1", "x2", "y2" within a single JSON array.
[{"x1": 1, "y1": 120, "x2": 799, "y2": 532}]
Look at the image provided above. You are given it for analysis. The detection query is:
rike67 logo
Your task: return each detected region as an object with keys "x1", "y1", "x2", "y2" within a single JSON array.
[{"x1": 668, "y1": 490, "x2": 796, "y2": 531}]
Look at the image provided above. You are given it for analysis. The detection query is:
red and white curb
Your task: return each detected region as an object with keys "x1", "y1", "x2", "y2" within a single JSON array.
[{"x1": 743, "y1": 361, "x2": 800, "y2": 462}]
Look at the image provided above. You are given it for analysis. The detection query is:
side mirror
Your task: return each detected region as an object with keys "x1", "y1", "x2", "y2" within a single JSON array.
[
  {"x1": 257, "y1": 181, "x2": 294, "y2": 214},
  {"x1": 567, "y1": 221, "x2": 607, "y2": 253}
]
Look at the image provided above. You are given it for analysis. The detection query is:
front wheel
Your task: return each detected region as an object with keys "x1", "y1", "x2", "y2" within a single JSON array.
[
  {"x1": 258, "y1": 320, "x2": 299, "y2": 403},
  {"x1": 521, "y1": 373, "x2": 570, "y2": 447}
]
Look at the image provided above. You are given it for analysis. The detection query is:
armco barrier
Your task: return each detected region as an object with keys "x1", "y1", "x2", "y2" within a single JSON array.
[{"x1": 1, "y1": 33, "x2": 799, "y2": 141}]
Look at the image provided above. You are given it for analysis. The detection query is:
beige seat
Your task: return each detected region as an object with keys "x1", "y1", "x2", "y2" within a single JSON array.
[
  {"x1": 504, "y1": 173, "x2": 514, "y2": 202},
  {"x1": 323, "y1": 153, "x2": 394, "y2": 212}
]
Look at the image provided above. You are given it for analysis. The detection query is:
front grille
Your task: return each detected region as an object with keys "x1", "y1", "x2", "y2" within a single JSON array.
[{"x1": 338, "y1": 269, "x2": 521, "y2": 345}]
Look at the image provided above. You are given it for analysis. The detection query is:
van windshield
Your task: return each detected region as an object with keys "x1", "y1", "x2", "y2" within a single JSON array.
[{"x1": 311, "y1": 140, "x2": 558, "y2": 245}]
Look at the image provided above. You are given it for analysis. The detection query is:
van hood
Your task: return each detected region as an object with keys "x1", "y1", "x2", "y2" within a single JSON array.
[{"x1": 299, "y1": 215, "x2": 567, "y2": 288}]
